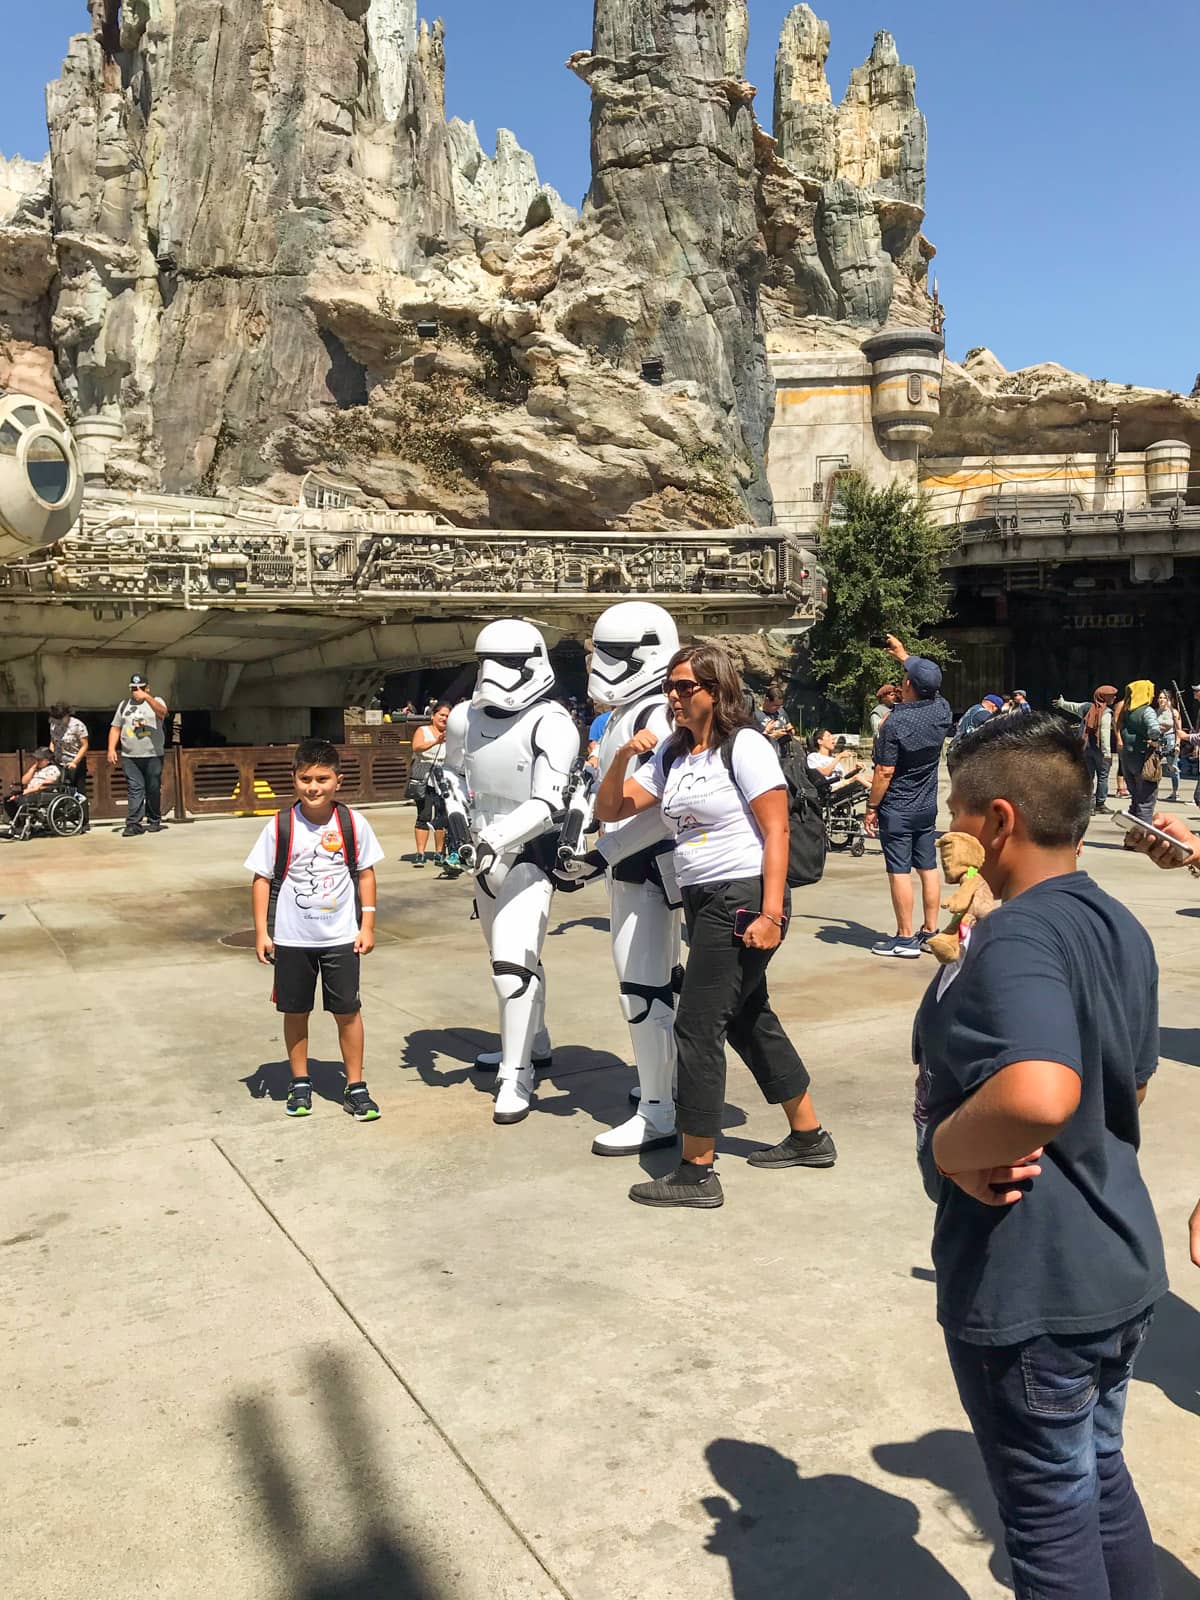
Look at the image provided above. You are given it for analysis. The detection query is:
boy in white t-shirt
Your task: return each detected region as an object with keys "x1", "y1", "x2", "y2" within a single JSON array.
[{"x1": 245, "y1": 739, "x2": 384, "y2": 1120}]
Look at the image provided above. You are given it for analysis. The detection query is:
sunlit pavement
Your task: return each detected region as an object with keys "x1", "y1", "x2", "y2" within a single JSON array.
[{"x1": 3, "y1": 799, "x2": 1198, "y2": 1598}]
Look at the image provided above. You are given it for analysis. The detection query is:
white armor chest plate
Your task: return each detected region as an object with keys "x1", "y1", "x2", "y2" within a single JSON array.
[
  {"x1": 597, "y1": 695, "x2": 672, "y2": 840},
  {"x1": 465, "y1": 703, "x2": 546, "y2": 826}
]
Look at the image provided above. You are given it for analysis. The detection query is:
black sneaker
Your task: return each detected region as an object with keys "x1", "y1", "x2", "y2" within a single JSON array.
[
  {"x1": 747, "y1": 1129, "x2": 838, "y2": 1169},
  {"x1": 344, "y1": 1083, "x2": 380, "y2": 1121},
  {"x1": 286, "y1": 1079, "x2": 313, "y2": 1117},
  {"x1": 121, "y1": 825, "x2": 144, "y2": 837},
  {"x1": 144, "y1": 820, "x2": 166, "y2": 832},
  {"x1": 412, "y1": 852, "x2": 427, "y2": 868},
  {"x1": 629, "y1": 1163, "x2": 724, "y2": 1209}
]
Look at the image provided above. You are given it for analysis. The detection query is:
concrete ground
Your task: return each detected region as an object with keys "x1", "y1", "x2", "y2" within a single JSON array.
[{"x1": 2, "y1": 797, "x2": 1198, "y2": 1600}]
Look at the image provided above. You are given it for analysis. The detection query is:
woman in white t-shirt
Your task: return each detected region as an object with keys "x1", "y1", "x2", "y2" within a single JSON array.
[
  {"x1": 594, "y1": 643, "x2": 836, "y2": 1211},
  {"x1": 410, "y1": 700, "x2": 451, "y2": 866}
]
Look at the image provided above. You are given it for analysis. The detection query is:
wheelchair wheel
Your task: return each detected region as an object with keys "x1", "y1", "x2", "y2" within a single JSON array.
[
  {"x1": 826, "y1": 809, "x2": 853, "y2": 852},
  {"x1": 851, "y1": 836, "x2": 866, "y2": 858},
  {"x1": 47, "y1": 792, "x2": 86, "y2": 837}
]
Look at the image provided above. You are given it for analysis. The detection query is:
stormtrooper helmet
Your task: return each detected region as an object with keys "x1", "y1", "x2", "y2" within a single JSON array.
[
  {"x1": 587, "y1": 601, "x2": 680, "y2": 707},
  {"x1": 473, "y1": 619, "x2": 556, "y2": 713}
]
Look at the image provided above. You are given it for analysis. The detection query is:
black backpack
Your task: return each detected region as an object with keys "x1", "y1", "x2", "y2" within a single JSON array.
[
  {"x1": 667, "y1": 731, "x2": 827, "y2": 888},
  {"x1": 268, "y1": 802, "x2": 361, "y2": 936}
]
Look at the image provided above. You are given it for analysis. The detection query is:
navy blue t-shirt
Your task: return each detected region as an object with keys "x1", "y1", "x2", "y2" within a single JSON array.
[
  {"x1": 913, "y1": 872, "x2": 1167, "y2": 1345},
  {"x1": 874, "y1": 696, "x2": 952, "y2": 819}
]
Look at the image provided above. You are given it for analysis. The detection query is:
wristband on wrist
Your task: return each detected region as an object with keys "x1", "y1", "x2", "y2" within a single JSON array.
[
  {"x1": 760, "y1": 912, "x2": 784, "y2": 927},
  {"x1": 360, "y1": 906, "x2": 377, "y2": 913}
]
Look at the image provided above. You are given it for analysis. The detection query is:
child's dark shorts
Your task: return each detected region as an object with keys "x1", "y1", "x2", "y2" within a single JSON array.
[{"x1": 272, "y1": 944, "x2": 361, "y2": 1015}]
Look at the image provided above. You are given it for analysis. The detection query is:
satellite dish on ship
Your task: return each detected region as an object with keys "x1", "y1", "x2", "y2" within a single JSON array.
[{"x1": 0, "y1": 392, "x2": 84, "y2": 562}]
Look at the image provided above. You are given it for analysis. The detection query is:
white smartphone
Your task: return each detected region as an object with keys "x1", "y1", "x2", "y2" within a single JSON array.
[{"x1": 1112, "y1": 812, "x2": 1193, "y2": 861}]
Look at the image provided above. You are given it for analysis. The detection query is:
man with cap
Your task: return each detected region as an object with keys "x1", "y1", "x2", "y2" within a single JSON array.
[
  {"x1": 864, "y1": 635, "x2": 953, "y2": 958},
  {"x1": 1184, "y1": 684, "x2": 1200, "y2": 810},
  {"x1": 953, "y1": 693, "x2": 1004, "y2": 748},
  {"x1": 1009, "y1": 689, "x2": 1032, "y2": 714},
  {"x1": 870, "y1": 684, "x2": 899, "y2": 739},
  {"x1": 108, "y1": 674, "x2": 169, "y2": 836}
]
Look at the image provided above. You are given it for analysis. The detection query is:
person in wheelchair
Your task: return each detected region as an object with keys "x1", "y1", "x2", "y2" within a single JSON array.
[
  {"x1": 806, "y1": 728, "x2": 870, "y2": 799},
  {"x1": 3, "y1": 748, "x2": 87, "y2": 839}
]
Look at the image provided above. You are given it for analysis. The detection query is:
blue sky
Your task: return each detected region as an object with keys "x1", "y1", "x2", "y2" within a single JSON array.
[{"x1": 5, "y1": 1, "x2": 1198, "y2": 391}]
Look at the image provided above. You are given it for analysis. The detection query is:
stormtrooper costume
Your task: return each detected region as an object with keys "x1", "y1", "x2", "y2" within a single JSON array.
[
  {"x1": 443, "y1": 620, "x2": 580, "y2": 1126},
  {"x1": 577, "y1": 601, "x2": 683, "y2": 1156}
]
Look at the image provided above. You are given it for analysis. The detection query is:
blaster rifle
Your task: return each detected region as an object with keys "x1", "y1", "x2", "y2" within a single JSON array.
[
  {"x1": 428, "y1": 762, "x2": 477, "y2": 869},
  {"x1": 556, "y1": 759, "x2": 598, "y2": 868}
]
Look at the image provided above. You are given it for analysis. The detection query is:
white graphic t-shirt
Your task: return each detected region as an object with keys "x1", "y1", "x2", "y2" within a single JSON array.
[
  {"x1": 633, "y1": 727, "x2": 785, "y2": 888},
  {"x1": 244, "y1": 805, "x2": 383, "y2": 947}
]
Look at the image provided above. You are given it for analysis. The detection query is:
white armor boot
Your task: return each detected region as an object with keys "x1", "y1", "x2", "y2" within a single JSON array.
[
  {"x1": 586, "y1": 600, "x2": 684, "y2": 1155},
  {"x1": 444, "y1": 619, "x2": 580, "y2": 1127},
  {"x1": 474, "y1": 970, "x2": 551, "y2": 1075}
]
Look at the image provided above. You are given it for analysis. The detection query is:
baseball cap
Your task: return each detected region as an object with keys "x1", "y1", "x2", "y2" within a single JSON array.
[
  {"x1": 129, "y1": 673, "x2": 148, "y2": 688},
  {"x1": 983, "y1": 694, "x2": 1004, "y2": 711},
  {"x1": 904, "y1": 655, "x2": 942, "y2": 700}
]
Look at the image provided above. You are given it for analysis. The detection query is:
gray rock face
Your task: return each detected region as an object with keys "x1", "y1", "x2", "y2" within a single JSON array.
[
  {"x1": 770, "y1": 5, "x2": 929, "y2": 326},
  {"x1": 447, "y1": 120, "x2": 575, "y2": 235},
  {"x1": 555, "y1": 0, "x2": 775, "y2": 521}
]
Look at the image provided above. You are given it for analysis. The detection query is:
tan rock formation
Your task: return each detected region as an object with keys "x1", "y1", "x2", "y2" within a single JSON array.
[
  {"x1": 935, "y1": 348, "x2": 1200, "y2": 457},
  {"x1": 0, "y1": 155, "x2": 58, "y2": 406}
]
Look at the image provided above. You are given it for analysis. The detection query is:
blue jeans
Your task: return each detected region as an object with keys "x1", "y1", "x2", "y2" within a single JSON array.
[
  {"x1": 122, "y1": 754, "x2": 163, "y2": 826},
  {"x1": 946, "y1": 1309, "x2": 1159, "y2": 1600}
]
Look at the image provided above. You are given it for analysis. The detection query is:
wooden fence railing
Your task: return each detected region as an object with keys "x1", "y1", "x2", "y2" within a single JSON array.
[{"x1": 3, "y1": 741, "x2": 414, "y2": 822}]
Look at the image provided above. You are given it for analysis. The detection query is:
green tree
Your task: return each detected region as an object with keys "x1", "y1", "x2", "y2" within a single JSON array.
[{"x1": 807, "y1": 472, "x2": 953, "y2": 725}]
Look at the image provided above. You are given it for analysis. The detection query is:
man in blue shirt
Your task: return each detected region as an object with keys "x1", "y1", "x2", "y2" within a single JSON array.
[
  {"x1": 865, "y1": 634, "x2": 953, "y2": 957},
  {"x1": 914, "y1": 711, "x2": 1165, "y2": 1600}
]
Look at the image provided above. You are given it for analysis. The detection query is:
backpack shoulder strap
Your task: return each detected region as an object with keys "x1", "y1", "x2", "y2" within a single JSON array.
[
  {"x1": 272, "y1": 806, "x2": 295, "y2": 884},
  {"x1": 334, "y1": 802, "x2": 360, "y2": 879}
]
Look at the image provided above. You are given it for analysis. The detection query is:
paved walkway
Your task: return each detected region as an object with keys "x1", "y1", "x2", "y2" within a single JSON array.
[{"x1": 2, "y1": 803, "x2": 1198, "y2": 1598}]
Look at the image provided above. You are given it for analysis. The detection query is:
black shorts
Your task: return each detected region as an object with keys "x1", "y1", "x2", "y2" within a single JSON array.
[{"x1": 272, "y1": 943, "x2": 361, "y2": 1015}]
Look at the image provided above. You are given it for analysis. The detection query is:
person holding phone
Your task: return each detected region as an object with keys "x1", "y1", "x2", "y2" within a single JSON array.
[
  {"x1": 107, "y1": 674, "x2": 169, "y2": 836},
  {"x1": 594, "y1": 642, "x2": 836, "y2": 1210}
]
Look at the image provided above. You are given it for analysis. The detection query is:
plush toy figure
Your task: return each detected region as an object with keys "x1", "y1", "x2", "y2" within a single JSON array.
[{"x1": 925, "y1": 832, "x2": 998, "y2": 964}]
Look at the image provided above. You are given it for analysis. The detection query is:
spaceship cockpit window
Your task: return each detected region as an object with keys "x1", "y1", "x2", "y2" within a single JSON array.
[{"x1": 25, "y1": 434, "x2": 71, "y2": 506}]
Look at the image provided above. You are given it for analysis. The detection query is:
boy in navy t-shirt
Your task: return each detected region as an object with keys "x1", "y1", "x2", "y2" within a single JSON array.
[{"x1": 914, "y1": 712, "x2": 1166, "y2": 1600}]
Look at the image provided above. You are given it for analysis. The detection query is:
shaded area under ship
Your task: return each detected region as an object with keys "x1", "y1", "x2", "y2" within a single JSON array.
[{"x1": 0, "y1": 393, "x2": 826, "y2": 726}]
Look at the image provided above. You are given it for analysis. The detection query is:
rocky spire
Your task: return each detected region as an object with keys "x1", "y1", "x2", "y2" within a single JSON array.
[
  {"x1": 836, "y1": 30, "x2": 926, "y2": 212},
  {"x1": 447, "y1": 121, "x2": 574, "y2": 234},
  {"x1": 767, "y1": 5, "x2": 930, "y2": 325},
  {"x1": 366, "y1": 0, "x2": 417, "y2": 122},
  {"x1": 558, "y1": 0, "x2": 774, "y2": 522},
  {"x1": 773, "y1": 4, "x2": 837, "y2": 183}
]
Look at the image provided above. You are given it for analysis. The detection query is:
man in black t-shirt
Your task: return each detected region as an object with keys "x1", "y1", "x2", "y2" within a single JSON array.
[{"x1": 914, "y1": 712, "x2": 1166, "y2": 1600}]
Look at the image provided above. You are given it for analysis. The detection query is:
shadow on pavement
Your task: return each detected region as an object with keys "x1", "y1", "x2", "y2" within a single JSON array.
[
  {"x1": 788, "y1": 913, "x2": 883, "y2": 950},
  {"x1": 547, "y1": 914, "x2": 610, "y2": 937},
  {"x1": 243, "y1": 1059, "x2": 346, "y2": 1104},
  {"x1": 400, "y1": 1024, "x2": 635, "y2": 1133},
  {"x1": 874, "y1": 1428, "x2": 1011, "y2": 1588},
  {"x1": 232, "y1": 1352, "x2": 446, "y2": 1599},
  {"x1": 874, "y1": 1427, "x2": 1200, "y2": 1597},
  {"x1": 1159, "y1": 1027, "x2": 1200, "y2": 1068},
  {"x1": 1136, "y1": 1293, "x2": 1200, "y2": 1419},
  {"x1": 702, "y1": 1437, "x2": 972, "y2": 1598}
]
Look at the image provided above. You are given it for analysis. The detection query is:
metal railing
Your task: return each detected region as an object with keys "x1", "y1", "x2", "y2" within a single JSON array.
[{"x1": 4, "y1": 739, "x2": 414, "y2": 823}]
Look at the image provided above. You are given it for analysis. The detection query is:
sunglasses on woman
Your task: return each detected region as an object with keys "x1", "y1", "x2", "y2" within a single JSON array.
[{"x1": 665, "y1": 678, "x2": 710, "y2": 699}]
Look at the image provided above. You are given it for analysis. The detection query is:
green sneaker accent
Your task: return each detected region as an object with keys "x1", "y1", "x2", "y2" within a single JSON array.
[
  {"x1": 344, "y1": 1085, "x2": 381, "y2": 1121},
  {"x1": 286, "y1": 1081, "x2": 313, "y2": 1116}
]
